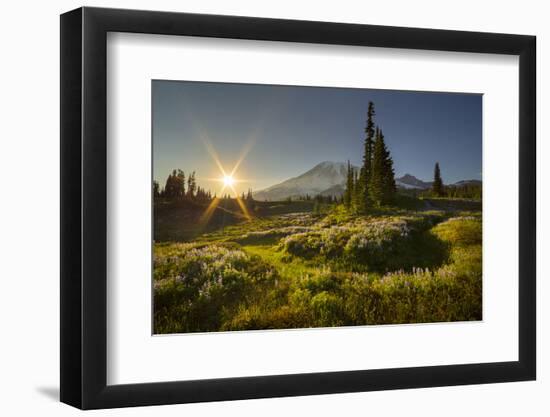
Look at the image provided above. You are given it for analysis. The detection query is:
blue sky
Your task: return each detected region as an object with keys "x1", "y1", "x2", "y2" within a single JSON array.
[{"x1": 153, "y1": 80, "x2": 482, "y2": 195}]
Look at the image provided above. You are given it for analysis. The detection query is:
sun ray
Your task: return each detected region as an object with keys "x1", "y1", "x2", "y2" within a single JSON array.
[
  {"x1": 200, "y1": 133, "x2": 228, "y2": 177},
  {"x1": 229, "y1": 137, "x2": 255, "y2": 177},
  {"x1": 195, "y1": 127, "x2": 258, "y2": 224},
  {"x1": 204, "y1": 177, "x2": 252, "y2": 184},
  {"x1": 199, "y1": 193, "x2": 223, "y2": 226},
  {"x1": 227, "y1": 183, "x2": 252, "y2": 220},
  {"x1": 234, "y1": 194, "x2": 252, "y2": 220}
]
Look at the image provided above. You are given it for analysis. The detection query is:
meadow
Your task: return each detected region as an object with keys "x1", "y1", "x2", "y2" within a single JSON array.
[{"x1": 153, "y1": 197, "x2": 482, "y2": 334}]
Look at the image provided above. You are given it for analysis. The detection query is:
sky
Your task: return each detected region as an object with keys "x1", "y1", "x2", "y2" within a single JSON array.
[{"x1": 153, "y1": 80, "x2": 482, "y2": 195}]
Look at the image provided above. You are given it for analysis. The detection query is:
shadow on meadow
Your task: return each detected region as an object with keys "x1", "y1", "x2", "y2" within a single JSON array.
[{"x1": 153, "y1": 210, "x2": 482, "y2": 334}]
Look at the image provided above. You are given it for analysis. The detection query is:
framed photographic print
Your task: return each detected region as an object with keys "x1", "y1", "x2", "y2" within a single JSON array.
[{"x1": 60, "y1": 7, "x2": 536, "y2": 409}]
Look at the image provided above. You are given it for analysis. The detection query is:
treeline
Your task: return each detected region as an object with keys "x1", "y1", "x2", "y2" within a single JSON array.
[
  {"x1": 154, "y1": 169, "x2": 257, "y2": 203},
  {"x1": 428, "y1": 162, "x2": 482, "y2": 199},
  {"x1": 154, "y1": 169, "x2": 212, "y2": 202},
  {"x1": 343, "y1": 101, "x2": 396, "y2": 212},
  {"x1": 282, "y1": 194, "x2": 341, "y2": 204},
  {"x1": 216, "y1": 190, "x2": 256, "y2": 213},
  {"x1": 443, "y1": 184, "x2": 482, "y2": 199}
]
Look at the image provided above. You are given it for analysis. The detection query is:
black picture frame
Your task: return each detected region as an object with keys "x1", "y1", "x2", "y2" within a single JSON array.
[{"x1": 60, "y1": 6, "x2": 536, "y2": 410}]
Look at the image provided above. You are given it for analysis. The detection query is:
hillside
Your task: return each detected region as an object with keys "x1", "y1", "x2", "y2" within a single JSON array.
[{"x1": 154, "y1": 199, "x2": 246, "y2": 241}]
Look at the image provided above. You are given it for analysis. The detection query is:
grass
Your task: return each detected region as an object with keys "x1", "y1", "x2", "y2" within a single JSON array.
[{"x1": 153, "y1": 200, "x2": 482, "y2": 333}]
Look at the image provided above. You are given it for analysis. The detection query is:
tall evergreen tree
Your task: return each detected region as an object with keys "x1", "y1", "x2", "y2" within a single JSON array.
[
  {"x1": 187, "y1": 171, "x2": 196, "y2": 198},
  {"x1": 432, "y1": 162, "x2": 444, "y2": 197},
  {"x1": 352, "y1": 168, "x2": 360, "y2": 211},
  {"x1": 369, "y1": 128, "x2": 396, "y2": 205},
  {"x1": 369, "y1": 129, "x2": 385, "y2": 205},
  {"x1": 344, "y1": 160, "x2": 353, "y2": 210},
  {"x1": 358, "y1": 101, "x2": 376, "y2": 211},
  {"x1": 380, "y1": 129, "x2": 396, "y2": 203},
  {"x1": 163, "y1": 172, "x2": 174, "y2": 198},
  {"x1": 164, "y1": 169, "x2": 185, "y2": 199},
  {"x1": 176, "y1": 169, "x2": 185, "y2": 198}
]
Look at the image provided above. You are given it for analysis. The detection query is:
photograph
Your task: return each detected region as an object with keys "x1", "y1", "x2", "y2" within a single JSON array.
[{"x1": 152, "y1": 80, "x2": 483, "y2": 335}]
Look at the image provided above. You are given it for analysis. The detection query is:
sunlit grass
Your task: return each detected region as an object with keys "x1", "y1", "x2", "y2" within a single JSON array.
[{"x1": 153, "y1": 208, "x2": 482, "y2": 333}]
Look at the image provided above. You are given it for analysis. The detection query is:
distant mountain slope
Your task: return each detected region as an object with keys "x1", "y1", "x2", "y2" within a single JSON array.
[
  {"x1": 318, "y1": 184, "x2": 346, "y2": 198},
  {"x1": 253, "y1": 162, "x2": 480, "y2": 201},
  {"x1": 395, "y1": 174, "x2": 432, "y2": 190},
  {"x1": 253, "y1": 161, "x2": 354, "y2": 201},
  {"x1": 395, "y1": 175, "x2": 482, "y2": 190},
  {"x1": 451, "y1": 179, "x2": 482, "y2": 187}
]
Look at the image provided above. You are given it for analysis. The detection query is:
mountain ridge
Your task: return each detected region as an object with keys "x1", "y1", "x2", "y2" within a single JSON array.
[
  {"x1": 253, "y1": 161, "x2": 480, "y2": 201},
  {"x1": 253, "y1": 161, "x2": 350, "y2": 201}
]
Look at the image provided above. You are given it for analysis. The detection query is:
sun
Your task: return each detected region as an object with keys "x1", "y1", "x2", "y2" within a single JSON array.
[{"x1": 223, "y1": 175, "x2": 235, "y2": 187}]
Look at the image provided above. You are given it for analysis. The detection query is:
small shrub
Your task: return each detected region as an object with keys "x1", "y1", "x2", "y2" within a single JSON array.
[
  {"x1": 153, "y1": 243, "x2": 279, "y2": 333},
  {"x1": 310, "y1": 291, "x2": 345, "y2": 327},
  {"x1": 432, "y1": 217, "x2": 482, "y2": 246}
]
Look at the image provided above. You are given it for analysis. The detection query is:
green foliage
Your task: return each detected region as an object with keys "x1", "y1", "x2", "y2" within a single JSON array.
[
  {"x1": 313, "y1": 199, "x2": 321, "y2": 215},
  {"x1": 432, "y1": 162, "x2": 444, "y2": 197},
  {"x1": 163, "y1": 169, "x2": 186, "y2": 199},
  {"x1": 344, "y1": 102, "x2": 396, "y2": 212},
  {"x1": 350, "y1": 168, "x2": 360, "y2": 212},
  {"x1": 357, "y1": 101, "x2": 376, "y2": 211},
  {"x1": 223, "y1": 241, "x2": 481, "y2": 330},
  {"x1": 425, "y1": 183, "x2": 482, "y2": 200},
  {"x1": 343, "y1": 160, "x2": 354, "y2": 210},
  {"x1": 368, "y1": 128, "x2": 396, "y2": 206},
  {"x1": 277, "y1": 214, "x2": 447, "y2": 273},
  {"x1": 432, "y1": 216, "x2": 482, "y2": 246},
  {"x1": 153, "y1": 211, "x2": 482, "y2": 333},
  {"x1": 392, "y1": 193, "x2": 424, "y2": 210},
  {"x1": 310, "y1": 291, "x2": 345, "y2": 327},
  {"x1": 186, "y1": 171, "x2": 197, "y2": 198},
  {"x1": 153, "y1": 243, "x2": 279, "y2": 333}
]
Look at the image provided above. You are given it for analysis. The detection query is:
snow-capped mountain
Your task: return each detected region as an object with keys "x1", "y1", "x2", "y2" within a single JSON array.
[
  {"x1": 253, "y1": 163, "x2": 480, "y2": 201},
  {"x1": 253, "y1": 161, "x2": 353, "y2": 201}
]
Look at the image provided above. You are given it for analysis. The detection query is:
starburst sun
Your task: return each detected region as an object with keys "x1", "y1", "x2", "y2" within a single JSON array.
[
  {"x1": 198, "y1": 134, "x2": 256, "y2": 224},
  {"x1": 223, "y1": 175, "x2": 235, "y2": 187}
]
